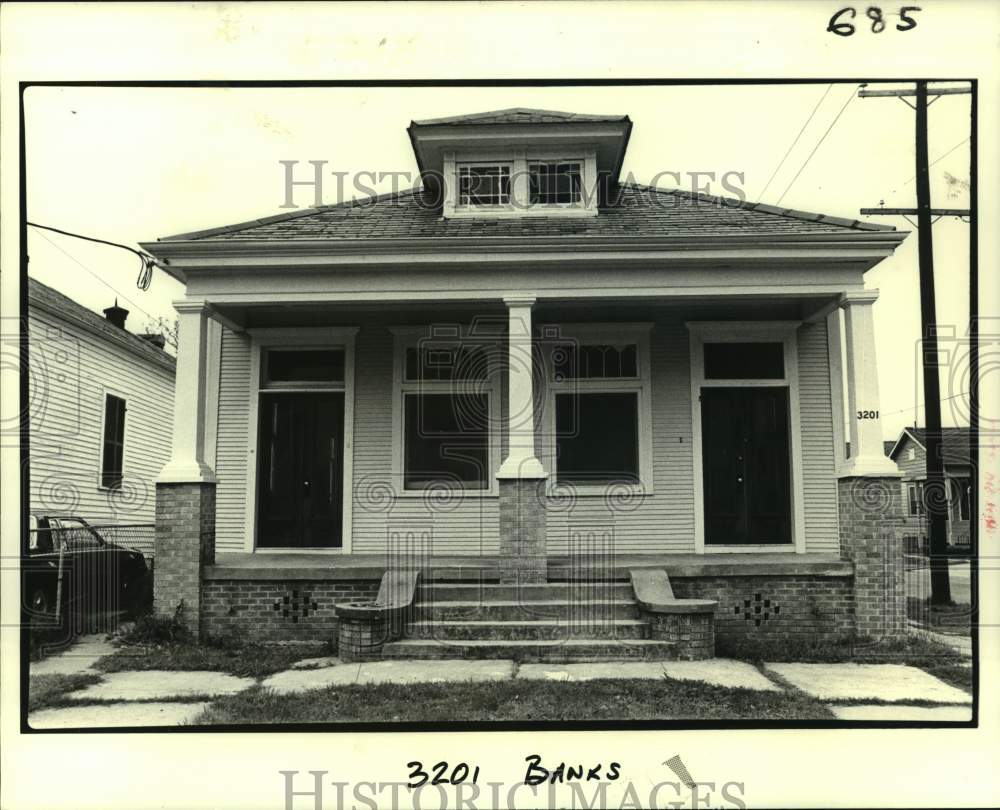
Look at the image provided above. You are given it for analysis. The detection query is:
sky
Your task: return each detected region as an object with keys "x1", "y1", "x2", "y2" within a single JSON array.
[{"x1": 24, "y1": 83, "x2": 973, "y2": 439}]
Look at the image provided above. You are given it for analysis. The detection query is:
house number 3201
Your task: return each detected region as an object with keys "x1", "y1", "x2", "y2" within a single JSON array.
[
  {"x1": 827, "y1": 6, "x2": 921, "y2": 36},
  {"x1": 407, "y1": 761, "x2": 481, "y2": 788},
  {"x1": 857, "y1": 410, "x2": 880, "y2": 419}
]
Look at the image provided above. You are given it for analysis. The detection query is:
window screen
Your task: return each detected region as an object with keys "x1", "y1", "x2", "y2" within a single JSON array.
[
  {"x1": 101, "y1": 394, "x2": 126, "y2": 489},
  {"x1": 555, "y1": 392, "x2": 639, "y2": 485},
  {"x1": 529, "y1": 162, "x2": 582, "y2": 204},
  {"x1": 703, "y1": 342, "x2": 784, "y2": 379},
  {"x1": 404, "y1": 393, "x2": 490, "y2": 489}
]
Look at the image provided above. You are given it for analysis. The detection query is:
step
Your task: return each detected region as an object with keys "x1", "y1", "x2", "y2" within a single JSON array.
[
  {"x1": 406, "y1": 619, "x2": 650, "y2": 641},
  {"x1": 381, "y1": 638, "x2": 678, "y2": 663},
  {"x1": 417, "y1": 582, "x2": 634, "y2": 602},
  {"x1": 414, "y1": 600, "x2": 639, "y2": 622}
]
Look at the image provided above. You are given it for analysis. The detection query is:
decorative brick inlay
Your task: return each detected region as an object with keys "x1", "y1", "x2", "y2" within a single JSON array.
[
  {"x1": 154, "y1": 482, "x2": 215, "y2": 639},
  {"x1": 498, "y1": 478, "x2": 547, "y2": 584},
  {"x1": 671, "y1": 575, "x2": 854, "y2": 643},
  {"x1": 735, "y1": 593, "x2": 781, "y2": 626},
  {"x1": 202, "y1": 580, "x2": 379, "y2": 645},
  {"x1": 838, "y1": 476, "x2": 905, "y2": 641}
]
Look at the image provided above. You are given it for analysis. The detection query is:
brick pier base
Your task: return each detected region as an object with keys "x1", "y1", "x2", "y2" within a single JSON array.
[
  {"x1": 838, "y1": 476, "x2": 905, "y2": 641},
  {"x1": 498, "y1": 478, "x2": 547, "y2": 584},
  {"x1": 645, "y1": 612, "x2": 715, "y2": 660},
  {"x1": 154, "y1": 482, "x2": 215, "y2": 640}
]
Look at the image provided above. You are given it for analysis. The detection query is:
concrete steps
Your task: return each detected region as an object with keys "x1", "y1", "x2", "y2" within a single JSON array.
[
  {"x1": 381, "y1": 638, "x2": 677, "y2": 663},
  {"x1": 407, "y1": 618, "x2": 650, "y2": 641},
  {"x1": 381, "y1": 579, "x2": 686, "y2": 662}
]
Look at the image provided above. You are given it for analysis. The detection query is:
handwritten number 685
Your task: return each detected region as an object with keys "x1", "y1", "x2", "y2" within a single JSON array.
[{"x1": 827, "y1": 6, "x2": 921, "y2": 36}]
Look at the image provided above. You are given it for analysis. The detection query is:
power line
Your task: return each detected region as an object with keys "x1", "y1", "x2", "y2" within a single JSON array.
[
  {"x1": 880, "y1": 391, "x2": 969, "y2": 417},
  {"x1": 28, "y1": 227, "x2": 157, "y2": 321},
  {"x1": 891, "y1": 136, "x2": 970, "y2": 193},
  {"x1": 27, "y1": 222, "x2": 158, "y2": 290},
  {"x1": 758, "y1": 84, "x2": 833, "y2": 200},
  {"x1": 775, "y1": 85, "x2": 859, "y2": 206}
]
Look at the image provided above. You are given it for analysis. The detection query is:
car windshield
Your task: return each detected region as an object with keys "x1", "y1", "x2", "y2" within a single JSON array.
[{"x1": 51, "y1": 518, "x2": 105, "y2": 550}]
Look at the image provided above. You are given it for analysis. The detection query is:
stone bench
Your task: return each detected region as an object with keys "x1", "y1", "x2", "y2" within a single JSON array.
[
  {"x1": 334, "y1": 570, "x2": 419, "y2": 662},
  {"x1": 629, "y1": 569, "x2": 718, "y2": 660}
]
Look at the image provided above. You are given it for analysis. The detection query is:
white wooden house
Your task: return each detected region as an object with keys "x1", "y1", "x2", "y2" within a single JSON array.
[{"x1": 141, "y1": 108, "x2": 909, "y2": 660}]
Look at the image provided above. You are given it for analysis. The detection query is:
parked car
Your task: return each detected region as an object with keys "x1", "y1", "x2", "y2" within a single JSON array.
[{"x1": 26, "y1": 515, "x2": 150, "y2": 627}]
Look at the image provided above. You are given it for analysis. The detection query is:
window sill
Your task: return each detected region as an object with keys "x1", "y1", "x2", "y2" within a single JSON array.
[
  {"x1": 702, "y1": 544, "x2": 798, "y2": 554},
  {"x1": 395, "y1": 489, "x2": 499, "y2": 500},
  {"x1": 548, "y1": 483, "x2": 654, "y2": 498}
]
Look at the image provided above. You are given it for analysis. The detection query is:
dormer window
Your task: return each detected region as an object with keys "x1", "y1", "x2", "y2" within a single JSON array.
[
  {"x1": 458, "y1": 165, "x2": 511, "y2": 206},
  {"x1": 529, "y1": 161, "x2": 582, "y2": 205}
]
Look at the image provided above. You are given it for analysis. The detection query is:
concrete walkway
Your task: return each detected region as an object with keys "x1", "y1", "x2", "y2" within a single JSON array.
[
  {"x1": 30, "y1": 635, "x2": 117, "y2": 677},
  {"x1": 29, "y1": 643, "x2": 973, "y2": 727}
]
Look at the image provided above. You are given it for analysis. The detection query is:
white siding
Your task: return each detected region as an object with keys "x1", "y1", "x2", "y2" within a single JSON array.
[
  {"x1": 211, "y1": 316, "x2": 841, "y2": 555},
  {"x1": 28, "y1": 308, "x2": 174, "y2": 525},
  {"x1": 797, "y1": 319, "x2": 841, "y2": 552},
  {"x1": 214, "y1": 329, "x2": 252, "y2": 552}
]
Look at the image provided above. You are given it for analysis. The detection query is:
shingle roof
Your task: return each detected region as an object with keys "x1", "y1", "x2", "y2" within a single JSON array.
[
  {"x1": 410, "y1": 108, "x2": 630, "y2": 127},
  {"x1": 902, "y1": 427, "x2": 973, "y2": 466},
  {"x1": 162, "y1": 183, "x2": 895, "y2": 242},
  {"x1": 27, "y1": 277, "x2": 176, "y2": 372}
]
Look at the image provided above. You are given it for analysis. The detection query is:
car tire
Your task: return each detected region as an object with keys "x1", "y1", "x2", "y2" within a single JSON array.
[{"x1": 29, "y1": 587, "x2": 52, "y2": 627}]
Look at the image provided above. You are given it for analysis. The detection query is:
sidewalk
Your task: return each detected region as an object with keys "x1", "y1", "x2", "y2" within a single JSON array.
[{"x1": 27, "y1": 635, "x2": 972, "y2": 728}]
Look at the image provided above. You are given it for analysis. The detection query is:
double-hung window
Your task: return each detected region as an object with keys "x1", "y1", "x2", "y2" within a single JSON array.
[
  {"x1": 543, "y1": 325, "x2": 653, "y2": 492},
  {"x1": 908, "y1": 482, "x2": 925, "y2": 516},
  {"x1": 100, "y1": 393, "x2": 126, "y2": 490},
  {"x1": 394, "y1": 329, "x2": 500, "y2": 492}
]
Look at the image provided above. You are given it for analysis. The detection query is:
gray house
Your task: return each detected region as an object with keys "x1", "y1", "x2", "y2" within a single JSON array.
[
  {"x1": 888, "y1": 427, "x2": 973, "y2": 550},
  {"x1": 140, "y1": 108, "x2": 910, "y2": 660}
]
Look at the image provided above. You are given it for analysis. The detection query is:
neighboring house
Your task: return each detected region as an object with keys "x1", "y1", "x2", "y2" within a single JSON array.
[
  {"x1": 888, "y1": 426, "x2": 973, "y2": 550},
  {"x1": 27, "y1": 277, "x2": 176, "y2": 552},
  {"x1": 141, "y1": 107, "x2": 911, "y2": 658}
]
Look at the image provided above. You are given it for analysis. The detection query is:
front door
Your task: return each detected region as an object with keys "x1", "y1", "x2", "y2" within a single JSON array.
[
  {"x1": 701, "y1": 387, "x2": 792, "y2": 545},
  {"x1": 256, "y1": 392, "x2": 344, "y2": 548}
]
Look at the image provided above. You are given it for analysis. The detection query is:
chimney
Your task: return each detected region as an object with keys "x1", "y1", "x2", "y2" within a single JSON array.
[
  {"x1": 139, "y1": 333, "x2": 166, "y2": 350},
  {"x1": 102, "y1": 299, "x2": 129, "y2": 330}
]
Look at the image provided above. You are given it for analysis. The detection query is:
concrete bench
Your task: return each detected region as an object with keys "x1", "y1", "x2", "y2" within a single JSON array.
[
  {"x1": 629, "y1": 569, "x2": 718, "y2": 660},
  {"x1": 334, "y1": 569, "x2": 420, "y2": 661}
]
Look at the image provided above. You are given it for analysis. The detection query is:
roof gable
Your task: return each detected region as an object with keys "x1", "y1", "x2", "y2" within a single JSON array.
[
  {"x1": 888, "y1": 426, "x2": 971, "y2": 466},
  {"x1": 410, "y1": 108, "x2": 630, "y2": 127}
]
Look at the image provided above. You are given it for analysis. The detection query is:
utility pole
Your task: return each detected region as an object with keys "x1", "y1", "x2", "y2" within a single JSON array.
[{"x1": 859, "y1": 81, "x2": 972, "y2": 605}]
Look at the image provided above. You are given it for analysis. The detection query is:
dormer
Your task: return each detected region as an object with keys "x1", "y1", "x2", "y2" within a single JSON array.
[{"x1": 407, "y1": 108, "x2": 632, "y2": 219}]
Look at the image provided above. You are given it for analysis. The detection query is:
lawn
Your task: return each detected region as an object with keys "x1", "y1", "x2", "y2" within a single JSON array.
[
  {"x1": 906, "y1": 597, "x2": 973, "y2": 637},
  {"x1": 192, "y1": 677, "x2": 834, "y2": 725},
  {"x1": 28, "y1": 673, "x2": 103, "y2": 712}
]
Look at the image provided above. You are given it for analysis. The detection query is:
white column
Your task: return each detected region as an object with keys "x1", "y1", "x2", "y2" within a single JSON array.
[
  {"x1": 838, "y1": 290, "x2": 900, "y2": 478},
  {"x1": 826, "y1": 308, "x2": 847, "y2": 472},
  {"x1": 157, "y1": 301, "x2": 216, "y2": 483},
  {"x1": 496, "y1": 295, "x2": 547, "y2": 479}
]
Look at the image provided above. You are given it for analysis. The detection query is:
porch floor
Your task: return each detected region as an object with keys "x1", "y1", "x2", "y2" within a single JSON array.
[{"x1": 204, "y1": 552, "x2": 852, "y2": 581}]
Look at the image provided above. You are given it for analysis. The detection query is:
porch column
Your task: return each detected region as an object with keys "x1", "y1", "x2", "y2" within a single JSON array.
[
  {"x1": 496, "y1": 296, "x2": 548, "y2": 584},
  {"x1": 154, "y1": 300, "x2": 216, "y2": 639},
  {"x1": 836, "y1": 290, "x2": 904, "y2": 640},
  {"x1": 839, "y1": 290, "x2": 900, "y2": 478}
]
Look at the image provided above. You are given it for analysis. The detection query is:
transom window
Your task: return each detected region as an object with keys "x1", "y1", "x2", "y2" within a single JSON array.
[
  {"x1": 529, "y1": 161, "x2": 582, "y2": 204},
  {"x1": 405, "y1": 344, "x2": 492, "y2": 382},
  {"x1": 262, "y1": 348, "x2": 345, "y2": 388},
  {"x1": 553, "y1": 343, "x2": 638, "y2": 380},
  {"x1": 457, "y1": 165, "x2": 511, "y2": 206},
  {"x1": 703, "y1": 342, "x2": 785, "y2": 379}
]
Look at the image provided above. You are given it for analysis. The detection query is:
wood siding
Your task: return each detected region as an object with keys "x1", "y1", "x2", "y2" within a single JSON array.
[
  {"x1": 212, "y1": 317, "x2": 841, "y2": 555},
  {"x1": 796, "y1": 319, "x2": 840, "y2": 552},
  {"x1": 28, "y1": 308, "x2": 174, "y2": 524},
  {"x1": 214, "y1": 329, "x2": 253, "y2": 552}
]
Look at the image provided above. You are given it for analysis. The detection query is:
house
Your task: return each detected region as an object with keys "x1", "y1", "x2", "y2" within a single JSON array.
[
  {"x1": 141, "y1": 107, "x2": 910, "y2": 660},
  {"x1": 888, "y1": 426, "x2": 973, "y2": 550},
  {"x1": 27, "y1": 277, "x2": 176, "y2": 555}
]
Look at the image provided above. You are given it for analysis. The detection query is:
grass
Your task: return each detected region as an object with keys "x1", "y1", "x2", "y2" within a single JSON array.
[
  {"x1": 192, "y1": 677, "x2": 834, "y2": 725},
  {"x1": 28, "y1": 673, "x2": 103, "y2": 712},
  {"x1": 718, "y1": 633, "x2": 972, "y2": 694},
  {"x1": 96, "y1": 639, "x2": 331, "y2": 680},
  {"x1": 906, "y1": 597, "x2": 973, "y2": 637}
]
